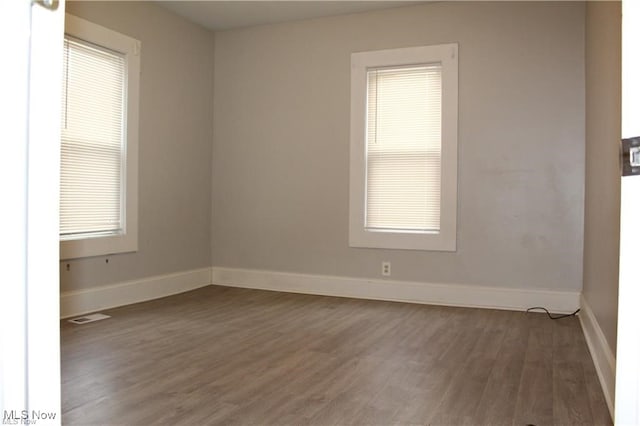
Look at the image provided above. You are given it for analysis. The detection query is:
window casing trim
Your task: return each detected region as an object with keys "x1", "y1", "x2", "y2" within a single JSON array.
[
  {"x1": 349, "y1": 44, "x2": 458, "y2": 252},
  {"x1": 60, "y1": 14, "x2": 140, "y2": 260}
]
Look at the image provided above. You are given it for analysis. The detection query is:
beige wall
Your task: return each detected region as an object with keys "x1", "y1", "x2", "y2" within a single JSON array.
[
  {"x1": 61, "y1": 2, "x2": 215, "y2": 292},
  {"x1": 211, "y1": 1, "x2": 586, "y2": 292},
  {"x1": 583, "y1": 1, "x2": 621, "y2": 354}
]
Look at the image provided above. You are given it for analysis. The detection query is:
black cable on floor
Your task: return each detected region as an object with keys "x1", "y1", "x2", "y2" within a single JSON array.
[{"x1": 526, "y1": 306, "x2": 580, "y2": 320}]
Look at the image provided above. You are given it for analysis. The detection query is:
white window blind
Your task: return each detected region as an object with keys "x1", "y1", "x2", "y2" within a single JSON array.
[
  {"x1": 60, "y1": 36, "x2": 125, "y2": 239},
  {"x1": 365, "y1": 64, "x2": 442, "y2": 232}
]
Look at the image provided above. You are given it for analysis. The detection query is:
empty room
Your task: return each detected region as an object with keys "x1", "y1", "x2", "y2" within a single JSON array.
[{"x1": 3, "y1": 0, "x2": 637, "y2": 425}]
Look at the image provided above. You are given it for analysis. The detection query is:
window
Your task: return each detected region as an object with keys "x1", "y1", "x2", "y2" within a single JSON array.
[
  {"x1": 349, "y1": 44, "x2": 458, "y2": 251},
  {"x1": 60, "y1": 14, "x2": 140, "y2": 259}
]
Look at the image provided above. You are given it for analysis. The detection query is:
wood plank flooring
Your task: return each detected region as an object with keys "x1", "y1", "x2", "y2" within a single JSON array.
[{"x1": 61, "y1": 286, "x2": 611, "y2": 426}]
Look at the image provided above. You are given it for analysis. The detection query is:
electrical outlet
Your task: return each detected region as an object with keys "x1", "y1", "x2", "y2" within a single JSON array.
[{"x1": 382, "y1": 261, "x2": 391, "y2": 276}]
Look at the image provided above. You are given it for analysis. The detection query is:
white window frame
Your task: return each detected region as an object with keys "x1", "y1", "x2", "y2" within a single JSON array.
[
  {"x1": 349, "y1": 44, "x2": 458, "y2": 251},
  {"x1": 60, "y1": 14, "x2": 140, "y2": 260}
]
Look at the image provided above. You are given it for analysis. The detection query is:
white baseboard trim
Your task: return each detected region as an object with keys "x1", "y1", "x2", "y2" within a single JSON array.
[
  {"x1": 60, "y1": 267, "x2": 212, "y2": 319},
  {"x1": 579, "y1": 295, "x2": 616, "y2": 420},
  {"x1": 210, "y1": 267, "x2": 580, "y2": 313}
]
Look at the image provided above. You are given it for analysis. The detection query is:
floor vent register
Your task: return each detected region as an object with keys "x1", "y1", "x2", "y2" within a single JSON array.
[{"x1": 68, "y1": 313, "x2": 111, "y2": 324}]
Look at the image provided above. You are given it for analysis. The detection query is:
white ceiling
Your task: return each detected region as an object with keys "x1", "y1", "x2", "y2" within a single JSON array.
[{"x1": 159, "y1": 1, "x2": 425, "y2": 32}]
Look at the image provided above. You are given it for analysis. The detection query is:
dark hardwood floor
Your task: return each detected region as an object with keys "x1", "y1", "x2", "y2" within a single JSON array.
[{"x1": 61, "y1": 286, "x2": 611, "y2": 425}]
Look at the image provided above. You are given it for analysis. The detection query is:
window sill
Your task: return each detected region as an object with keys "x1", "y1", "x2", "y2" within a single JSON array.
[
  {"x1": 60, "y1": 232, "x2": 137, "y2": 260},
  {"x1": 349, "y1": 228, "x2": 456, "y2": 252}
]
